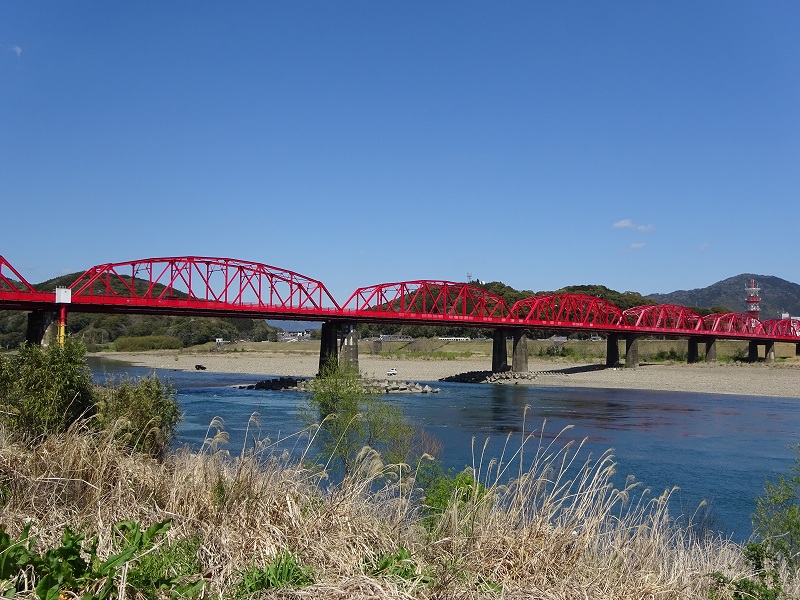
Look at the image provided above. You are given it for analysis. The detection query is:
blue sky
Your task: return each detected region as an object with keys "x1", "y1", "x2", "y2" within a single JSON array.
[{"x1": 2, "y1": 2, "x2": 798, "y2": 303}]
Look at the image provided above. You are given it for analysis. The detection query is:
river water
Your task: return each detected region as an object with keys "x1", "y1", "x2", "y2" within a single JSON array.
[{"x1": 89, "y1": 358, "x2": 800, "y2": 542}]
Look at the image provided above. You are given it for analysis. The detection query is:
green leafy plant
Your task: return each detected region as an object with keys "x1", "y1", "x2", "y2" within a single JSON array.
[
  {"x1": 126, "y1": 535, "x2": 203, "y2": 600},
  {"x1": 233, "y1": 550, "x2": 313, "y2": 597},
  {"x1": 0, "y1": 519, "x2": 201, "y2": 600},
  {"x1": 367, "y1": 546, "x2": 422, "y2": 582},
  {"x1": 0, "y1": 523, "x2": 40, "y2": 597}
]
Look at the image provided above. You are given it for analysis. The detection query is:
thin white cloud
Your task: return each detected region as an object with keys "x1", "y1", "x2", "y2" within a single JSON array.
[
  {"x1": 613, "y1": 219, "x2": 653, "y2": 233},
  {"x1": 629, "y1": 242, "x2": 646, "y2": 250},
  {"x1": 10, "y1": 45, "x2": 22, "y2": 57}
]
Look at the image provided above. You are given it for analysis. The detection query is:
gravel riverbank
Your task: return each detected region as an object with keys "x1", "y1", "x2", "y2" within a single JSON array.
[{"x1": 93, "y1": 349, "x2": 800, "y2": 399}]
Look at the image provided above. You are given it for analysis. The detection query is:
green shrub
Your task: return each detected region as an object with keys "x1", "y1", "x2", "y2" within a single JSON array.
[
  {"x1": 538, "y1": 345, "x2": 574, "y2": 358},
  {"x1": 303, "y1": 359, "x2": 414, "y2": 474},
  {"x1": 95, "y1": 374, "x2": 182, "y2": 458},
  {"x1": 416, "y1": 461, "x2": 487, "y2": 531},
  {"x1": 709, "y1": 541, "x2": 783, "y2": 600},
  {"x1": 752, "y1": 443, "x2": 800, "y2": 577},
  {"x1": 0, "y1": 339, "x2": 95, "y2": 441},
  {"x1": 114, "y1": 335, "x2": 183, "y2": 351},
  {"x1": 651, "y1": 349, "x2": 687, "y2": 362}
]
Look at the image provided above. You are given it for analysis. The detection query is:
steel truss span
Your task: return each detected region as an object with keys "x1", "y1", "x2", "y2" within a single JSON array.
[
  {"x1": 1, "y1": 254, "x2": 799, "y2": 342},
  {"x1": 341, "y1": 280, "x2": 510, "y2": 323}
]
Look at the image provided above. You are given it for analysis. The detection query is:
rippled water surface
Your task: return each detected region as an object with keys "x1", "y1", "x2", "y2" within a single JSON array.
[{"x1": 90, "y1": 357, "x2": 800, "y2": 541}]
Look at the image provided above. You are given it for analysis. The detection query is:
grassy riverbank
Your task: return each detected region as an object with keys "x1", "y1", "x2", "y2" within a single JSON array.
[
  {"x1": 4, "y1": 341, "x2": 800, "y2": 598},
  {"x1": 2, "y1": 420, "x2": 786, "y2": 599}
]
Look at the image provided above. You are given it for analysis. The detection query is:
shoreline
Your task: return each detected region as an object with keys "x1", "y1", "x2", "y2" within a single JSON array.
[{"x1": 92, "y1": 349, "x2": 800, "y2": 399}]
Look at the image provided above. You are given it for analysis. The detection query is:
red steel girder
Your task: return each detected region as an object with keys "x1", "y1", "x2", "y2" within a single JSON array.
[
  {"x1": 0, "y1": 255, "x2": 54, "y2": 304},
  {"x1": 702, "y1": 312, "x2": 765, "y2": 336},
  {"x1": 509, "y1": 294, "x2": 623, "y2": 327},
  {"x1": 622, "y1": 304, "x2": 705, "y2": 332},
  {"x1": 68, "y1": 256, "x2": 339, "y2": 312},
  {"x1": 761, "y1": 318, "x2": 800, "y2": 338},
  {"x1": 341, "y1": 281, "x2": 510, "y2": 320},
  {"x1": 0, "y1": 255, "x2": 38, "y2": 293}
]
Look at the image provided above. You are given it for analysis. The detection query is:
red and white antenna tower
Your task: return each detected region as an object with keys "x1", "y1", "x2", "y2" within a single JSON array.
[{"x1": 745, "y1": 277, "x2": 761, "y2": 321}]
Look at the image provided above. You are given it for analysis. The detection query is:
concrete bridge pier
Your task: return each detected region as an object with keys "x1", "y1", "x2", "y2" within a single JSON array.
[
  {"x1": 318, "y1": 322, "x2": 359, "y2": 374},
  {"x1": 765, "y1": 341, "x2": 776, "y2": 364},
  {"x1": 492, "y1": 328, "x2": 509, "y2": 373},
  {"x1": 511, "y1": 330, "x2": 528, "y2": 372},
  {"x1": 688, "y1": 338, "x2": 700, "y2": 363},
  {"x1": 625, "y1": 335, "x2": 640, "y2": 368},
  {"x1": 605, "y1": 334, "x2": 620, "y2": 367},
  {"x1": 26, "y1": 309, "x2": 56, "y2": 345},
  {"x1": 318, "y1": 321, "x2": 339, "y2": 373},
  {"x1": 796, "y1": 343, "x2": 800, "y2": 357},
  {"x1": 705, "y1": 338, "x2": 717, "y2": 363},
  {"x1": 748, "y1": 341, "x2": 759, "y2": 362},
  {"x1": 339, "y1": 323, "x2": 359, "y2": 370},
  {"x1": 688, "y1": 337, "x2": 718, "y2": 363}
]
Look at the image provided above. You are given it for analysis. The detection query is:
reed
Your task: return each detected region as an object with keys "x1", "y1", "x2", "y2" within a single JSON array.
[{"x1": 0, "y1": 419, "x2": 794, "y2": 599}]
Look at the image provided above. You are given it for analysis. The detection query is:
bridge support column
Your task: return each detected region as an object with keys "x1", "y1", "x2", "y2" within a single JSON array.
[
  {"x1": 765, "y1": 341, "x2": 776, "y2": 364},
  {"x1": 705, "y1": 338, "x2": 717, "y2": 363},
  {"x1": 339, "y1": 323, "x2": 359, "y2": 371},
  {"x1": 511, "y1": 331, "x2": 528, "y2": 373},
  {"x1": 606, "y1": 334, "x2": 620, "y2": 367},
  {"x1": 492, "y1": 328, "x2": 508, "y2": 373},
  {"x1": 318, "y1": 321, "x2": 339, "y2": 373},
  {"x1": 688, "y1": 338, "x2": 700, "y2": 363},
  {"x1": 796, "y1": 343, "x2": 800, "y2": 357},
  {"x1": 625, "y1": 335, "x2": 639, "y2": 368},
  {"x1": 26, "y1": 310, "x2": 56, "y2": 346},
  {"x1": 748, "y1": 341, "x2": 759, "y2": 362},
  {"x1": 57, "y1": 306, "x2": 67, "y2": 348}
]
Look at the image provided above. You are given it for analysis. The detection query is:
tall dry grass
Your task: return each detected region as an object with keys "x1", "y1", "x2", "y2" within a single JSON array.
[{"x1": 0, "y1": 416, "x2": 793, "y2": 599}]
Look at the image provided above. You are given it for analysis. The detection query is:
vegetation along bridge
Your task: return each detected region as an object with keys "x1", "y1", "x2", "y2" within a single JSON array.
[{"x1": 2, "y1": 255, "x2": 799, "y2": 372}]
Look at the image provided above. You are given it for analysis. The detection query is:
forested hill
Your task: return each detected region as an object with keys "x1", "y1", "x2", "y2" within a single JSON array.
[
  {"x1": 476, "y1": 282, "x2": 656, "y2": 311},
  {"x1": 647, "y1": 274, "x2": 800, "y2": 320}
]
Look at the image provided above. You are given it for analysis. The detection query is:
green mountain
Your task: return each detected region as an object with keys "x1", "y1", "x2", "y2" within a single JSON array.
[{"x1": 647, "y1": 274, "x2": 800, "y2": 319}]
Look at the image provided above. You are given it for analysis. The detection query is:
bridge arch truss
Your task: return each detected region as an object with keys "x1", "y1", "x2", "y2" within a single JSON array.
[{"x1": 67, "y1": 256, "x2": 340, "y2": 318}]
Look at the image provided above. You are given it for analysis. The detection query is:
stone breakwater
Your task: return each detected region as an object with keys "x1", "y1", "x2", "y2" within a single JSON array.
[
  {"x1": 441, "y1": 368, "x2": 594, "y2": 384},
  {"x1": 232, "y1": 376, "x2": 440, "y2": 394}
]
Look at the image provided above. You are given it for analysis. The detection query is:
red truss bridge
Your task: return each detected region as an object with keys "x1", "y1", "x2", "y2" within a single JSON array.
[{"x1": 2, "y1": 254, "x2": 798, "y2": 371}]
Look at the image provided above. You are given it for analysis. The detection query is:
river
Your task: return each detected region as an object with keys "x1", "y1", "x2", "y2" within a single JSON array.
[{"x1": 89, "y1": 357, "x2": 800, "y2": 542}]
